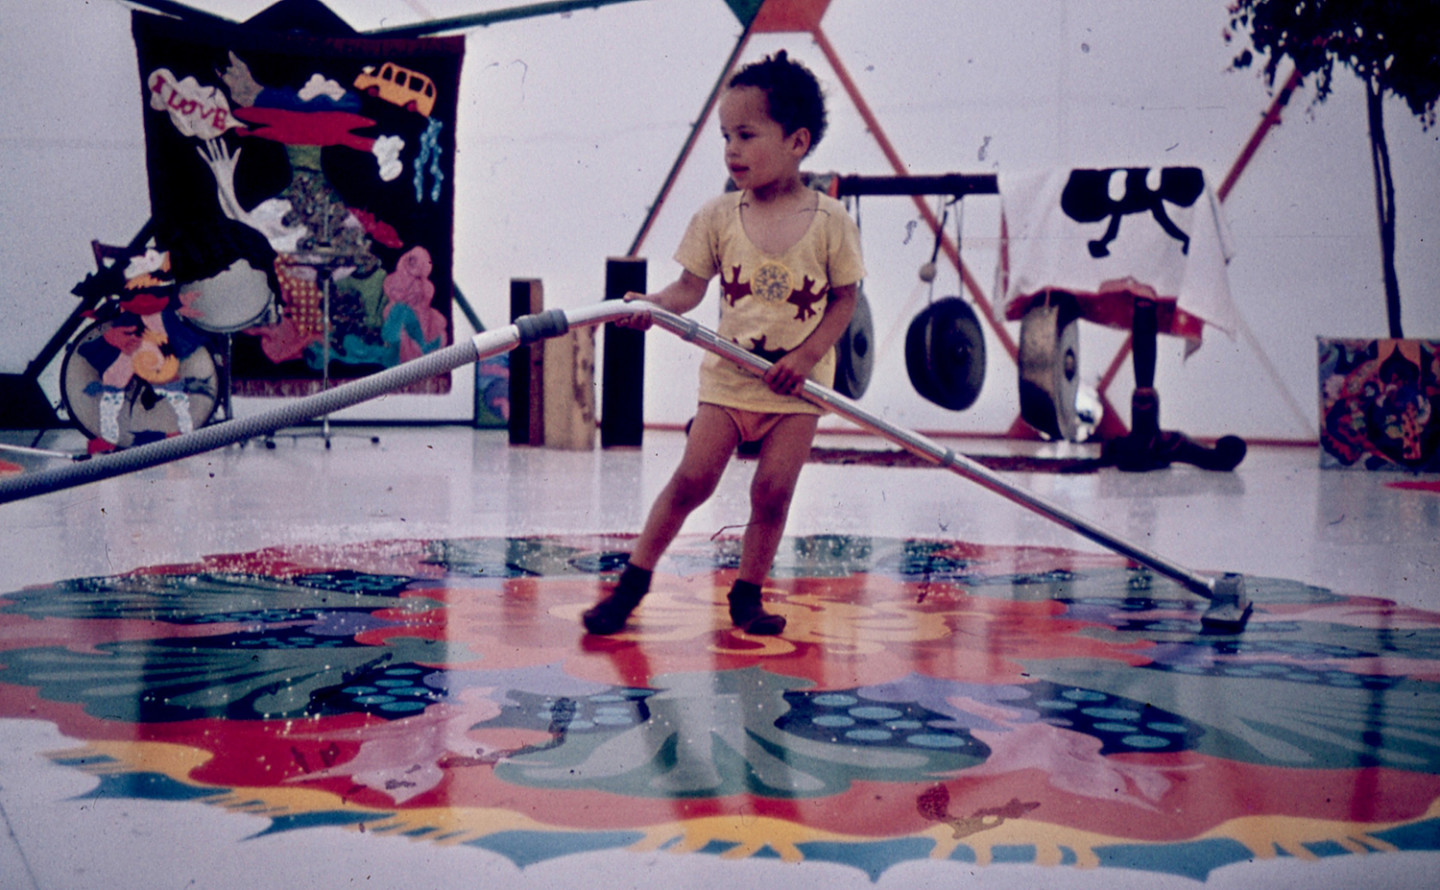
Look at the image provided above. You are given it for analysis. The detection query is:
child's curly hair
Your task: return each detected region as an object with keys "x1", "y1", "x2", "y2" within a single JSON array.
[{"x1": 728, "y1": 50, "x2": 827, "y2": 155}]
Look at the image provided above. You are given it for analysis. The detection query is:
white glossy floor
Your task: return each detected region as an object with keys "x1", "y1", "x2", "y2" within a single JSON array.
[{"x1": 2, "y1": 424, "x2": 1438, "y2": 889}]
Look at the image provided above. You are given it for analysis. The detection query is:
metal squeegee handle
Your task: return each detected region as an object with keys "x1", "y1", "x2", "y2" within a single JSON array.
[
  {"x1": 0, "y1": 295, "x2": 1224, "y2": 603},
  {"x1": 634, "y1": 304, "x2": 1224, "y2": 600}
]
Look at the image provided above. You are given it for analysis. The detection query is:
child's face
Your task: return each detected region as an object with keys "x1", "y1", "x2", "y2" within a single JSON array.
[{"x1": 718, "y1": 86, "x2": 809, "y2": 193}]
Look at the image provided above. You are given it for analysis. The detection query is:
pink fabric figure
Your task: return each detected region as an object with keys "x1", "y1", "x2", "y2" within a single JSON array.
[{"x1": 384, "y1": 246, "x2": 446, "y2": 363}]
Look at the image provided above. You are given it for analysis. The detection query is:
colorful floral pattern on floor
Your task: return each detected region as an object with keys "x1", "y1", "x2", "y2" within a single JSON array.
[{"x1": 2, "y1": 534, "x2": 1438, "y2": 881}]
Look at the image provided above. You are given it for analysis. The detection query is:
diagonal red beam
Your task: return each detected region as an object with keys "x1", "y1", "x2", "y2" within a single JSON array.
[
  {"x1": 629, "y1": 28, "x2": 757, "y2": 257},
  {"x1": 811, "y1": 26, "x2": 1019, "y2": 361},
  {"x1": 628, "y1": 14, "x2": 1301, "y2": 440},
  {"x1": 1218, "y1": 67, "x2": 1304, "y2": 202}
]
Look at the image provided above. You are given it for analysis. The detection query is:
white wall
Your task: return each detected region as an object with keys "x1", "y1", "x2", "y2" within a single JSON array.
[{"x1": 3, "y1": 0, "x2": 1437, "y2": 440}]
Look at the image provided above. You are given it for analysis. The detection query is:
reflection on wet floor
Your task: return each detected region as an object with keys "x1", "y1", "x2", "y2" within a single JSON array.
[{"x1": 3, "y1": 532, "x2": 1437, "y2": 884}]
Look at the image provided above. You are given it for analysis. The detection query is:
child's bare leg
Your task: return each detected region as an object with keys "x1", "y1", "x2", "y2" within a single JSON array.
[
  {"x1": 627, "y1": 404, "x2": 739, "y2": 571},
  {"x1": 730, "y1": 413, "x2": 818, "y2": 634},
  {"x1": 583, "y1": 405, "x2": 739, "y2": 634}
]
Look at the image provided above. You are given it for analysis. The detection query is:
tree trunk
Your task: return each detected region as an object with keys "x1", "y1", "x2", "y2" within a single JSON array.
[{"x1": 1365, "y1": 74, "x2": 1403, "y2": 338}]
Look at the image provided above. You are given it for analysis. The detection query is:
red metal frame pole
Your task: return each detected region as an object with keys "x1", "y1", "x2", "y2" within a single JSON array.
[
  {"x1": 1218, "y1": 67, "x2": 1303, "y2": 202},
  {"x1": 812, "y1": 26, "x2": 1019, "y2": 362},
  {"x1": 625, "y1": 5, "x2": 1303, "y2": 442},
  {"x1": 628, "y1": 28, "x2": 756, "y2": 257}
]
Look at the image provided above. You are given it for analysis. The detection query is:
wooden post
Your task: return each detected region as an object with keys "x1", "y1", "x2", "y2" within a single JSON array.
[
  {"x1": 601, "y1": 257, "x2": 646, "y2": 447},
  {"x1": 508, "y1": 278, "x2": 544, "y2": 446},
  {"x1": 543, "y1": 327, "x2": 596, "y2": 450}
]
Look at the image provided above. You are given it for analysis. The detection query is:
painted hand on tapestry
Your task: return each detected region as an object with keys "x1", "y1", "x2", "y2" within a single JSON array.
[
  {"x1": 197, "y1": 139, "x2": 307, "y2": 254},
  {"x1": 173, "y1": 49, "x2": 406, "y2": 261}
]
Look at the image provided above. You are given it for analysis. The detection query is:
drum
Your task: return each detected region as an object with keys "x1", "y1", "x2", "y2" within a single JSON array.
[
  {"x1": 182, "y1": 259, "x2": 275, "y2": 333},
  {"x1": 60, "y1": 317, "x2": 219, "y2": 449},
  {"x1": 1018, "y1": 295, "x2": 1083, "y2": 441}
]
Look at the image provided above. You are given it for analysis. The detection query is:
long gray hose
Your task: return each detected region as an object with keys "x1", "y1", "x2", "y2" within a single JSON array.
[
  {"x1": 2, "y1": 300, "x2": 1246, "y2": 627},
  {"x1": 0, "y1": 306, "x2": 603, "y2": 506}
]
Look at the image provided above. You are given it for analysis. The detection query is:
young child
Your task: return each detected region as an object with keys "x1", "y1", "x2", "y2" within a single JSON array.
[{"x1": 583, "y1": 51, "x2": 864, "y2": 636}]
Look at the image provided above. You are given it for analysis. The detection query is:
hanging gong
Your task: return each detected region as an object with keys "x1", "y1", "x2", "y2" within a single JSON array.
[
  {"x1": 904, "y1": 297, "x2": 986, "y2": 411},
  {"x1": 1017, "y1": 296, "x2": 1082, "y2": 441},
  {"x1": 833, "y1": 284, "x2": 874, "y2": 399}
]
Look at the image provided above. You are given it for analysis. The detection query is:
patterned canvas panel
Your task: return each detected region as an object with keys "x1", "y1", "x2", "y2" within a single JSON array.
[
  {"x1": 1318, "y1": 338, "x2": 1440, "y2": 471},
  {"x1": 2, "y1": 533, "x2": 1438, "y2": 881},
  {"x1": 132, "y1": 8, "x2": 464, "y2": 395}
]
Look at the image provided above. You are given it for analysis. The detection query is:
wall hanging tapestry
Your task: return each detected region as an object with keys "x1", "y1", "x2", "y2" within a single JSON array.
[{"x1": 132, "y1": 2, "x2": 464, "y2": 395}]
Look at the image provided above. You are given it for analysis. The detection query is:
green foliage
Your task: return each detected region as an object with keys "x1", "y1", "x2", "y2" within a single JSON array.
[
  {"x1": 1226, "y1": 1, "x2": 1439, "y2": 336},
  {"x1": 1226, "y1": 0, "x2": 1440, "y2": 128}
]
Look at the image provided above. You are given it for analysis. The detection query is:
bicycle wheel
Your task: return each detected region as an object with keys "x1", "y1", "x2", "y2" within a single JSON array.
[{"x1": 60, "y1": 317, "x2": 219, "y2": 449}]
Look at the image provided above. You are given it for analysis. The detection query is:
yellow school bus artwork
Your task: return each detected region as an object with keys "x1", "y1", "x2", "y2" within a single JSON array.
[{"x1": 354, "y1": 61, "x2": 437, "y2": 116}]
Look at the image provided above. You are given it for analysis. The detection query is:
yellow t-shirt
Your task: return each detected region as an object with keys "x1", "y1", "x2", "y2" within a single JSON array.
[{"x1": 674, "y1": 190, "x2": 866, "y2": 414}]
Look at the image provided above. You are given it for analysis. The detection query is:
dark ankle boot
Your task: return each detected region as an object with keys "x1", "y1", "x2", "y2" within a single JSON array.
[
  {"x1": 728, "y1": 580, "x2": 786, "y2": 635},
  {"x1": 583, "y1": 564, "x2": 651, "y2": 635}
]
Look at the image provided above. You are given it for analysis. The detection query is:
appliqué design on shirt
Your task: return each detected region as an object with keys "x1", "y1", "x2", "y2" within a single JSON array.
[
  {"x1": 673, "y1": 190, "x2": 865, "y2": 413},
  {"x1": 721, "y1": 265, "x2": 751, "y2": 306},
  {"x1": 751, "y1": 261, "x2": 793, "y2": 304},
  {"x1": 787, "y1": 275, "x2": 827, "y2": 321}
]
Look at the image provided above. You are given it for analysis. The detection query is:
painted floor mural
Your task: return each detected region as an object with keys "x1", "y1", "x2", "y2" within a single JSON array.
[{"x1": 2, "y1": 533, "x2": 1438, "y2": 882}]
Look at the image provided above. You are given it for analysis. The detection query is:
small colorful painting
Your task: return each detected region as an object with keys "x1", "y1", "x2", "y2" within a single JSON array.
[
  {"x1": 1319, "y1": 337, "x2": 1440, "y2": 471},
  {"x1": 2, "y1": 533, "x2": 1438, "y2": 881}
]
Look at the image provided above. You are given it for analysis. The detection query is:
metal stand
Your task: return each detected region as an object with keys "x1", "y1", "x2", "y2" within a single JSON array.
[
  {"x1": 1099, "y1": 298, "x2": 1248, "y2": 472},
  {"x1": 260, "y1": 249, "x2": 378, "y2": 451}
]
